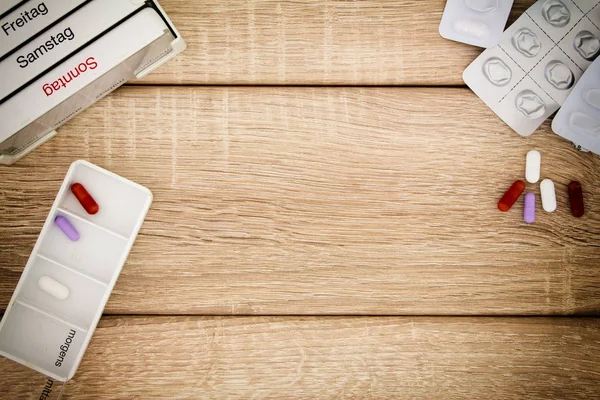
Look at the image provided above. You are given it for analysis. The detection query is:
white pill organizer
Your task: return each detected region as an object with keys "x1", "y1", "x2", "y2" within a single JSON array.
[
  {"x1": 464, "y1": 0, "x2": 600, "y2": 136},
  {"x1": 0, "y1": 160, "x2": 152, "y2": 381},
  {"x1": 439, "y1": 0, "x2": 515, "y2": 48},
  {"x1": 552, "y1": 56, "x2": 600, "y2": 154}
]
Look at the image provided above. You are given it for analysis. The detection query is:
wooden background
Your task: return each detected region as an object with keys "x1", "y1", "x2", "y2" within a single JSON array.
[{"x1": 1, "y1": 1, "x2": 599, "y2": 398}]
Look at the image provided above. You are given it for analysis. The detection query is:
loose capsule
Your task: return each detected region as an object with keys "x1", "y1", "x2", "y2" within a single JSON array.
[
  {"x1": 568, "y1": 181, "x2": 584, "y2": 218},
  {"x1": 498, "y1": 180, "x2": 525, "y2": 212},
  {"x1": 71, "y1": 183, "x2": 99, "y2": 215},
  {"x1": 525, "y1": 150, "x2": 541, "y2": 183},
  {"x1": 55, "y1": 215, "x2": 80, "y2": 241},
  {"x1": 540, "y1": 179, "x2": 557, "y2": 212},
  {"x1": 523, "y1": 192, "x2": 535, "y2": 224},
  {"x1": 38, "y1": 276, "x2": 69, "y2": 300}
]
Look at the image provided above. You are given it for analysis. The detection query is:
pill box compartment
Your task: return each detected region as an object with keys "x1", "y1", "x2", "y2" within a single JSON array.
[
  {"x1": 17, "y1": 256, "x2": 107, "y2": 330},
  {"x1": 0, "y1": 302, "x2": 86, "y2": 379},
  {"x1": 58, "y1": 153, "x2": 153, "y2": 238},
  {"x1": 39, "y1": 210, "x2": 129, "y2": 283},
  {"x1": 0, "y1": 160, "x2": 152, "y2": 381}
]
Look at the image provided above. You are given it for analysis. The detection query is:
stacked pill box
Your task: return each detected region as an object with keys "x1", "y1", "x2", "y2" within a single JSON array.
[{"x1": 0, "y1": 0, "x2": 186, "y2": 164}]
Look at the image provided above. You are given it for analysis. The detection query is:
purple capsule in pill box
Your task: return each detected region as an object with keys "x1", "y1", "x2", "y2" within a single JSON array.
[{"x1": 55, "y1": 215, "x2": 80, "y2": 241}]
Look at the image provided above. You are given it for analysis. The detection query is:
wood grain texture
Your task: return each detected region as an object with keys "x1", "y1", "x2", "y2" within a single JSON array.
[
  {"x1": 139, "y1": 0, "x2": 535, "y2": 85},
  {"x1": 1, "y1": 316, "x2": 599, "y2": 399},
  {"x1": 0, "y1": 87, "x2": 598, "y2": 315}
]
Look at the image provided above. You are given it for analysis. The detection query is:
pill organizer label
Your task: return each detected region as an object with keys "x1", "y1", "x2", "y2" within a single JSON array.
[
  {"x1": 54, "y1": 329, "x2": 76, "y2": 367},
  {"x1": 463, "y1": 0, "x2": 600, "y2": 136},
  {"x1": 0, "y1": 0, "x2": 86, "y2": 59},
  {"x1": 40, "y1": 378, "x2": 55, "y2": 400},
  {"x1": 42, "y1": 56, "x2": 98, "y2": 97},
  {"x1": 2, "y1": 2, "x2": 49, "y2": 37},
  {"x1": 16, "y1": 27, "x2": 75, "y2": 68},
  {"x1": 0, "y1": 0, "x2": 145, "y2": 103}
]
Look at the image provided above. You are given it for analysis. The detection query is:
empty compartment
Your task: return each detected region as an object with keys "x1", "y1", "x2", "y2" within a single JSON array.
[
  {"x1": 0, "y1": 302, "x2": 86, "y2": 381},
  {"x1": 16, "y1": 256, "x2": 107, "y2": 330},
  {"x1": 38, "y1": 210, "x2": 128, "y2": 284},
  {"x1": 58, "y1": 161, "x2": 152, "y2": 238}
]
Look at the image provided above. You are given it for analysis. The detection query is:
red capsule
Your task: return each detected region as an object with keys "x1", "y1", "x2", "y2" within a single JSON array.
[
  {"x1": 568, "y1": 181, "x2": 584, "y2": 218},
  {"x1": 71, "y1": 183, "x2": 99, "y2": 215},
  {"x1": 498, "y1": 180, "x2": 525, "y2": 212}
]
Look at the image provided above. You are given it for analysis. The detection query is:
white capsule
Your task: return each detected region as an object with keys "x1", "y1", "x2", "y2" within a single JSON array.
[
  {"x1": 38, "y1": 276, "x2": 70, "y2": 300},
  {"x1": 540, "y1": 179, "x2": 557, "y2": 212},
  {"x1": 525, "y1": 150, "x2": 541, "y2": 183}
]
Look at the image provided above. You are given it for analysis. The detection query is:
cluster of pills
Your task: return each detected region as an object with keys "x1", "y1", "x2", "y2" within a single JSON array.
[
  {"x1": 54, "y1": 183, "x2": 99, "y2": 240},
  {"x1": 497, "y1": 150, "x2": 585, "y2": 222}
]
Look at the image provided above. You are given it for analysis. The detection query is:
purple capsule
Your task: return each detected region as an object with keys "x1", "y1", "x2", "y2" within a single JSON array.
[
  {"x1": 55, "y1": 215, "x2": 80, "y2": 241},
  {"x1": 523, "y1": 192, "x2": 535, "y2": 224}
]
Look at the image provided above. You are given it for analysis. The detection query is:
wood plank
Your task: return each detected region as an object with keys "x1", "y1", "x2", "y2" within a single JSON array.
[
  {"x1": 0, "y1": 87, "x2": 599, "y2": 315},
  {"x1": 140, "y1": 0, "x2": 536, "y2": 85},
  {"x1": 1, "y1": 316, "x2": 599, "y2": 399}
]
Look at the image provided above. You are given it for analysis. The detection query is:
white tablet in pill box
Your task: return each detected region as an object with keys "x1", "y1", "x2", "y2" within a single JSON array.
[
  {"x1": 0, "y1": 160, "x2": 152, "y2": 381},
  {"x1": 439, "y1": 0, "x2": 515, "y2": 48}
]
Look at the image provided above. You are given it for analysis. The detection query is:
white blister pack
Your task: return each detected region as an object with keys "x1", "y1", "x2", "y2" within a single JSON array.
[
  {"x1": 440, "y1": 0, "x2": 515, "y2": 48},
  {"x1": 552, "y1": 56, "x2": 600, "y2": 154},
  {"x1": 464, "y1": 0, "x2": 600, "y2": 136},
  {"x1": 0, "y1": 160, "x2": 152, "y2": 381}
]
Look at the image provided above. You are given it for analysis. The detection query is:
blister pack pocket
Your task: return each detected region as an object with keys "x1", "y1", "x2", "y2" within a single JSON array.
[
  {"x1": 439, "y1": 0, "x2": 515, "y2": 48},
  {"x1": 464, "y1": 0, "x2": 600, "y2": 136}
]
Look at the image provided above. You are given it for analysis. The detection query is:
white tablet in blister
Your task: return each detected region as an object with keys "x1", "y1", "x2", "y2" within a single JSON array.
[
  {"x1": 0, "y1": 0, "x2": 87, "y2": 59},
  {"x1": 0, "y1": 160, "x2": 152, "y2": 381},
  {"x1": 0, "y1": 0, "x2": 146, "y2": 102},
  {"x1": 439, "y1": 0, "x2": 515, "y2": 48}
]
